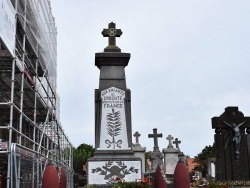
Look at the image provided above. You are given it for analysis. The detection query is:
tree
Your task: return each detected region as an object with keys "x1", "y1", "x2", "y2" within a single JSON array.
[
  {"x1": 73, "y1": 143, "x2": 95, "y2": 175},
  {"x1": 193, "y1": 144, "x2": 215, "y2": 177},
  {"x1": 145, "y1": 151, "x2": 152, "y2": 170},
  {"x1": 145, "y1": 151, "x2": 152, "y2": 160}
]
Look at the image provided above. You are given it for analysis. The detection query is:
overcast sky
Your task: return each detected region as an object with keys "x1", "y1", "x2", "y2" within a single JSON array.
[{"x1": 50, "y1": 0, "x2": 250, "y2": 157}]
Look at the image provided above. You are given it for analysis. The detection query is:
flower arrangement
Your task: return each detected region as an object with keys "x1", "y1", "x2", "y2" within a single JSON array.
[{"x1": 112, "y1": 177, "x2": 152, "y2": 188}]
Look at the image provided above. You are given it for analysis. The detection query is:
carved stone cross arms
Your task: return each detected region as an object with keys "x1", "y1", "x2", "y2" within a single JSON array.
[
  {"x1": 133, "y1": 131, "x2": 141, "y2": 144},
  {"x1": 173, "y1": 138, "x2": 181, "y2": 150},
  {"x1": 102, "y1": 22, "x2": 122, "y2": 52},
  {"x1": 166, "y1": 135, "x2": 174, "y2": 147},
  {"x1": 148, "y1": 128, "x2": 162, "y2": 149}
]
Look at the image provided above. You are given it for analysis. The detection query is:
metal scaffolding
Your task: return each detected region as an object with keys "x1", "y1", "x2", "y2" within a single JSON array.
[{"x1": 0, "y1": 0, "x2": 74, "y2": 187}]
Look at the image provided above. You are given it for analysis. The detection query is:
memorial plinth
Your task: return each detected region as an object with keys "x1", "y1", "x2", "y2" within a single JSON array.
[{"x1": 88, "y1": 22, "x2": 141, "y2": 185}]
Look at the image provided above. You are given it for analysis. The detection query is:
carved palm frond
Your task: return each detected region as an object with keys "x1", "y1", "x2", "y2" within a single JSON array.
[{"x1": 106, "y1": 108, "x2": 121, "y2": 138}]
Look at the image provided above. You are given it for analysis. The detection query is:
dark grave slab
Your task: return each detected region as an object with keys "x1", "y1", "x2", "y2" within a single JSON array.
[{"x1": 212, "y1": 107, "x2": 250, "y2": 181}]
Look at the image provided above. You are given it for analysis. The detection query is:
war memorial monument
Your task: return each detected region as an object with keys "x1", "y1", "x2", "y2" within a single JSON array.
[{"x1": 87, "y1": 22, "x2": 142, "y2": 185}]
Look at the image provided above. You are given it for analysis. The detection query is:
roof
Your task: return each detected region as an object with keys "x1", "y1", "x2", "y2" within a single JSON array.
[{"x1": 185, "y1": 158, "x2": 198, "y2": 172}]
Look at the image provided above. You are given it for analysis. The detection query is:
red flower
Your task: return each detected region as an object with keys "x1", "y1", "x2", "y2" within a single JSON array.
[
  {"x1": 143, "y1": 178, "x2": 149, "y2": 183},
  {"x1": 115, "y1": 177, "x2": 121, "y2": 181}
]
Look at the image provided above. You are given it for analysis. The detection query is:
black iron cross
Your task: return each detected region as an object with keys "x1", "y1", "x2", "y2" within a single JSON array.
[
  {"x1": 166, "y1": 135, "x2": 174, "y2": 146},
  {"x1": 133, "y1": 131, "x2": 141, "y2": 144},
  {"x1": 173, "y1": 138, "x2": 181, "y2": 149},
  {"x1": 102, "y1": 22, "x2": 122, "y2": 46},
  {"x1": 148, "y1": 128, "x2": 162, "y2": 148}
]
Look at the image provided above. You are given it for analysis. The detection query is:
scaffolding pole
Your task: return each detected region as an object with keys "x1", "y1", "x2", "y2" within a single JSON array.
[{"x1": 0, "y1": 1, "x2": 73, "y2": 187}]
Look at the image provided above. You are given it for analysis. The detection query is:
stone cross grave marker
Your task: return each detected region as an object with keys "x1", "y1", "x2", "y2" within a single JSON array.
[
  {"x1": 102, "y1": 22, "x2": 122, "y2": 52},
  {"x1": 166, "y1": 135, "x2": 174, "y2": 147},
  {"x1": 212, "y1": 106, "x2": 250, "y2": 181},
  {"x1": 173, "y1": 138, "x2": 181, "y2": 150},
  {"x1": 133, "y1": 131, "x2": 141, "y2": 145},
  {"x1": 148, "y1": 128, "x2": 162, "y2": 150},
  {"x1": 148, "y1": 128, "x2": 164, "y2": 171},
  {"x1": 162, "y1": 134, "x2": 179, "y2": 182}
]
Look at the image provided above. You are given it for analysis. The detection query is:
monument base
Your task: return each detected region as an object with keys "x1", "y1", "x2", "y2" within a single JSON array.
[{"x1": 88, "y1": 156, "x2": 142, "y2": 185}]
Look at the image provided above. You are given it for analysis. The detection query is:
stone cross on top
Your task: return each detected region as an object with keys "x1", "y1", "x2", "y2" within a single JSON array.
[
  {"x1": 133, "y1": 131, "x2": 141, "y2": 145},
  {"x1": 173, "y1": 138, "x2": 181, "y2": 150},
  {"x1": 102, "y1": 22, "x2": 122, "y2": 52},
  {"x1": 148, "y1": 128, "x2": 162, "y2": 150},
  {"x1": 166, "y1": 135, "x2": 174, "y2": 147}
]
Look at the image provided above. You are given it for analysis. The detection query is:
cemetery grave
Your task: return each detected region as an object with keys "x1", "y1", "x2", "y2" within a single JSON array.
[{"x1": 85, "y1": 22, "x2": 250, "y2": 188}]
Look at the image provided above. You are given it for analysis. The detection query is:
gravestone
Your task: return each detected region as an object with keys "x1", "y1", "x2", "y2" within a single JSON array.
[
  {"x1": 144, "y1": 128, "x2": 163, "y2": 187},
  {"x1": 173, "y1": 138, "x2": 181, "y2": 150},
  {"x1": 173, "y1": 138, "x2": 185, "y2": 162},
  {"x1": 212, "y1": 106, "x2": 250, "y2": 181},
  {"x1": 148, "y1": 128, "x2": 164, "y2": 171},
  {"x1": 134, "y1": 131, "x2": 140, "y2": 145},
  {"x1": 88, "y1": 22, "x2": 141, "y2": 185},
  {"x1": 132, "y1": 131, "x2": 146, "y2": 174},
  {"x1": 162, "y1": 135, "x2": 179, "y2": 187}
]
